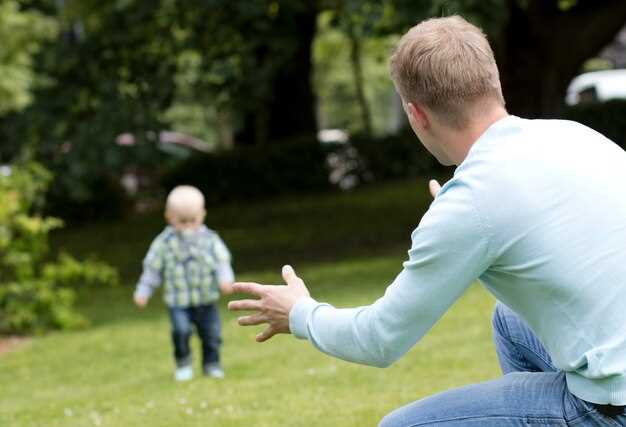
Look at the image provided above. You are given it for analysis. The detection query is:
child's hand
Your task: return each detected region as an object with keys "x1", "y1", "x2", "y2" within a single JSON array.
[
  {"x1": 134, "y1": 295, "x2": 149, "y2": 307},
  {"x1": 219, "y1": 282, "x2": 234, "y2": 295}
]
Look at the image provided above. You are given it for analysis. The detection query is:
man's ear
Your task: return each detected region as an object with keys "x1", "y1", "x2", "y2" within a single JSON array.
[{"x1": 406, "y1": 102, "x2": 429, "y2": 130}]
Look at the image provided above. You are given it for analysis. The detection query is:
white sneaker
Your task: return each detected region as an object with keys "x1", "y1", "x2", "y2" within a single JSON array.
[
  {"x1": 174, "y1": 365, "x2": 193, "y2": 381},
  {"x1": 204, "y1": 363, "x2": 224, "y2": 379}
]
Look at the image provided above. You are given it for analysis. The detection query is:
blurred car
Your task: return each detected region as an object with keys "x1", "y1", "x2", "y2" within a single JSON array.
[
  {"x1": 115, "y1": 131, "x2": 210, "y2": 202},
  {"x1": 565, "y1": 69, "x2": 626, "y2": 105},
  {"x1": 317, "y1": 129, "x2": 362, "y2": 190}
]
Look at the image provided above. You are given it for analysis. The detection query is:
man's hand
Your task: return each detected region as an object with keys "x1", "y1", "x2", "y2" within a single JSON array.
[
  {"x1": 428, "y1": 179, "x2": 441, "y2": 199},
  {"x1": 134, "y1": 295, "x2": 148, "y2": 308},
  {"x1": 228, "y1": 265, "x2": 310, "y2": 342}
]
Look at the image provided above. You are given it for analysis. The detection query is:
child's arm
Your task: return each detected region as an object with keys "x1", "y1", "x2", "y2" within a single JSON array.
[
  {"x1": 217, "y1": 263, "x2": 235, "y2": 295},
  {"x1": 134, "y1": 237, "x2": 165, "y2": 307},
  {"x1": 134, "y1": 268, "x2": 161, "y2": 307},
  {"x1": 213, "y1": 233, "x2": 235, "y2": 295}
]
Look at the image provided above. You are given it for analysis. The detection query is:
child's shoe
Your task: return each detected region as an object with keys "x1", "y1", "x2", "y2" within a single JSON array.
[
  {"x1": 203, "y1": 363, "x2": 224, "y2": 379},
  {"x1": 174, "y1": 365, "x2": 193, "y2": 382}
]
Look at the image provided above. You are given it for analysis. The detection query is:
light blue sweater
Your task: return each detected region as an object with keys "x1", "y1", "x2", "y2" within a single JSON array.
[{"x1": 289, "y1": 115, "x2": 626, "y2": 405}]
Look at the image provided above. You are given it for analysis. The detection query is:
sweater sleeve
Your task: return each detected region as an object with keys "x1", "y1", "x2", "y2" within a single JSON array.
[
  {"x1": 212, "y1": 233, "x2": 234, "y2": 283},
  {"x1": 134, "y1": 236, "x2": 166, "y2": 300},
  {"x1": 289, "y1": 179, "x2": 494, "y2": 367}
]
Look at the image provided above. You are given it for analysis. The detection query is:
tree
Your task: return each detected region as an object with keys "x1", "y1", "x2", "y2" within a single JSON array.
[
  {"x1": 494, "y1": 0, "x2": 626, "y2": 117},
  {"x1": 1, "y1": 0, "x2": 182, "y2": 216},
  {"x1": 326, "y1": 0, "x2": 386, "y2": 138},
  {"x1": 178, "y1": 0, "x2": 319, "y2": 146},
  {"x1": 388, "y1": 0, "x2": 626, "y2": 117},
  {"x1": 0, "y1": 0, "x2": 55, "y2": 117}
]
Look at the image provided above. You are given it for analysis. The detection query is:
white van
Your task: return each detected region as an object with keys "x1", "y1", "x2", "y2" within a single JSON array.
[{"x1": 566, "y1": 69, "x2": 626, "y2": 105}]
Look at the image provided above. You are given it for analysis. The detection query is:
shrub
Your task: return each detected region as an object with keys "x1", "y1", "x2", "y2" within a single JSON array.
[
  {"x1": 0, "y1": 162, "x2": 119, "y2": 334},
  {"x1": 92, "y1": 101, "x2": 626, "y2": 214},
  {"x1": 349, "y1": 131, "x2": 449, "y2": 182},
  {"x1": 162, "y1": 139, "x2": 332, "y2": 204}
]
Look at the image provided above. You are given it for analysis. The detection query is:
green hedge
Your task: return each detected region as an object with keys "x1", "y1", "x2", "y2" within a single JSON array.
[
  {"x1": 50, "y1": 100, "x2": 626, "y2": 217},
  {"x1": 349, "y1": 131, "x2": 448, "y2": 182},
  {"x1": 161, "y1": 131, "x2": 450, "y2": 204},
  {"x1": 161, "y1": 139, "x2": 332, "y2": 204}
]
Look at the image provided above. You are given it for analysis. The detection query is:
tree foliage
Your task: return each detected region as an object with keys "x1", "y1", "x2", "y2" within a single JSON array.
[
  {"x1": 381, "y1": 0, "x2": 626, "y2": 117},
  {"x1": 0, "y1": 0, "x2": 55, "y2": 115},
  {"x1": 1, "y1": 0, "x2": 625, "y2": 216}
]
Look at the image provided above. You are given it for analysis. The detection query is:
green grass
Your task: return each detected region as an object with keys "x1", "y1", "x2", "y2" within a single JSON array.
[{"x1": 0, "y1": 179, "x2": 501, "y2": 426}]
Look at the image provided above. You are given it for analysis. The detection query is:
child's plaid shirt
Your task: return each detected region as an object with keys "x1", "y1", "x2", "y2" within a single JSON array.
[{"x1": 134, "y1": 225, "x2": 233, "y2": 307}]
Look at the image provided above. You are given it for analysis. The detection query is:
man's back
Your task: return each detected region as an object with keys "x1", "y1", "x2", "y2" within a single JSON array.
[{"x1": 460, "y1": 115, "x2": 626, "y2": 404}]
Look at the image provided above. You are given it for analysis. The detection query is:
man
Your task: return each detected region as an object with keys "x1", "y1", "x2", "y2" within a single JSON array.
[{"x1": 229, "y1": 15, "x2": 626, "y2": 426}]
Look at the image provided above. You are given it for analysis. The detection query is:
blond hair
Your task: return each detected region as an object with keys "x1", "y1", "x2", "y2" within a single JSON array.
[
  {"x1": 389, "y1": 15, "x2": 505, "y2": 128},
  {"x1": 166, "y1": 185, "x2": 205, "y2": 220}
]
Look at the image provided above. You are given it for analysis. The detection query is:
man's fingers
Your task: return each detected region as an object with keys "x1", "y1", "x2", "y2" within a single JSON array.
[
  {"x1": 237, "y1": 314, "x2": 267, "y2": 326},
  {"x1": 228, "y1": 299, "x2": 263, "y2": 312},
  {"x1": 282, "y1": 265, "x2": 302, "y2": 287},
  {"x1": 428, "y1": 179, "x2": 441, "y2": 199},
  {"x1": 232, "y1": 282, "x2": 265, "y2": 296},
  {"x1": 256, "y1": 326, "x2": 277, "y2": 342}
]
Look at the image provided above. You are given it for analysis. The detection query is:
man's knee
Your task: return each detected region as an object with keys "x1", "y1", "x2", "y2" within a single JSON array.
[
  {"x1": 378, "y1": 411, "x2": 400, "y2": 427},
  {"x1": 378, "y1": 406, "x2": 415, "y2": 427},
  {"x1": 491, "y1": 301, "x2": 510, "y2": 340}
]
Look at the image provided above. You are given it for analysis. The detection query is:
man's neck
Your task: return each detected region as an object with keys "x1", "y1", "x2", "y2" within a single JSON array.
[{"x1": 451, "y1": 104, "x2": 509, "y2": 165}]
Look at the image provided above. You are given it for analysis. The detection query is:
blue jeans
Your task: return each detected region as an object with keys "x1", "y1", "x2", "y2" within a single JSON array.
[
  {"x1": 168, "y1": 304, "x2": 222, "y2": 368},
  {"x1": 379, "y1": 302, "x2": 626, "y2": 426}
]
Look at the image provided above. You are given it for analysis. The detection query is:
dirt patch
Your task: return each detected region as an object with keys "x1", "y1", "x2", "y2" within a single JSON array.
[{"x1": 0, "y1": 336, "x2": 30, "y2": 355}]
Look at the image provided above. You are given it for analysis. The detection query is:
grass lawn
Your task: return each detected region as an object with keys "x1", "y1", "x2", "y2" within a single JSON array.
[{"x1": 0, "y1": 179, "x2": 501, "y2": 426}]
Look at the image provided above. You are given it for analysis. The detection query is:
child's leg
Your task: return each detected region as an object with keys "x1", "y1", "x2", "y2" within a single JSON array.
[
  {"x1": 191, "y1": 304, "x2": 222, "y2": 368},
  {"x1": 168, "y1": 306, "x2": 193, "y2": 367}
]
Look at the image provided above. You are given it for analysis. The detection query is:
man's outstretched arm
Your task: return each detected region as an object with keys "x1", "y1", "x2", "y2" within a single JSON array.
[{"x1": 229, "y1": 178, "x2": 494, "y2": 367}]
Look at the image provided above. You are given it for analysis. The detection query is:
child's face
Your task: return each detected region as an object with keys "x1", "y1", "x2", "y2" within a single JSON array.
[{"x1": 165, "y1": 209, "x2": 205, "y2": 232}]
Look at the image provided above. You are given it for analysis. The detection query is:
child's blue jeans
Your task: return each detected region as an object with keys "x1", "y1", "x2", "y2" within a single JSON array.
[
  {"x1": 168, "y1": 304, "x2": 221, "y2": 368},
  {"x1": 379, "y1": 302, "x2": 626, "y2": 426}
]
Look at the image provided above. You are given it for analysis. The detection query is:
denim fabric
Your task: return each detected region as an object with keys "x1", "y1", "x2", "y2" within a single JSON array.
[
  {"x1": 378, "y1": 303, "x2": 626, "y2": 426},
  {"x1": 168, "y1": 304, "x2": 222, "y2": 368}
]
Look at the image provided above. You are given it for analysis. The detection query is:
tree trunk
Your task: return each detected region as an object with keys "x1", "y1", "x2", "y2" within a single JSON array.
[
  {"x1": 236, "y1": 3, "x2": 318, "y2": 145},
  {"x1": 346, "y1": 20, "x2": 373, "y2": 138},
  {"x1": 215, "y1": 109, "x2": 233, "y2": 150},
  {"x1": 494, "y1": 0, "x2": 626, "y2": 118}
]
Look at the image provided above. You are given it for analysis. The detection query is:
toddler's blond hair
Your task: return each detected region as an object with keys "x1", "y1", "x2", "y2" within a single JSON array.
[{"x1": 166, "y1": 185, "x2": 205, "y2": 221}]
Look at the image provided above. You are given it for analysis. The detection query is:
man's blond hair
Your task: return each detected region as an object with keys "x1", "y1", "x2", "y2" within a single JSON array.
[{"x1": 389, "y1": 15, "x2": 505, "y2": 128}]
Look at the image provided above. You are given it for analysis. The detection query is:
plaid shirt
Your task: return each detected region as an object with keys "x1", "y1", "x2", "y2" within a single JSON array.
[{"x1": 134, "y1": 225, "x2": 233, "y2": 307}]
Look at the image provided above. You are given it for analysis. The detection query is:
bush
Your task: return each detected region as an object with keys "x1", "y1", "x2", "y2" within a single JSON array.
[
  {"x1": 162, "y1": 139, "x2": 332, "y2": 204},
  {"x1": 563, "y1": 100, "x2": 626, "y2": 149},
  {"x1": 157, "y1": 102, "x2": 626, "y2": 204},
  {"x1": 349, "y1": 131, "x2": 448, "y2": 182},
  {"x1": 45, "y1": 173, "x2": 131, "y2": 223},
  {"x1": 0, "y1": 162, "x2": 119, "y2": 334}
]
